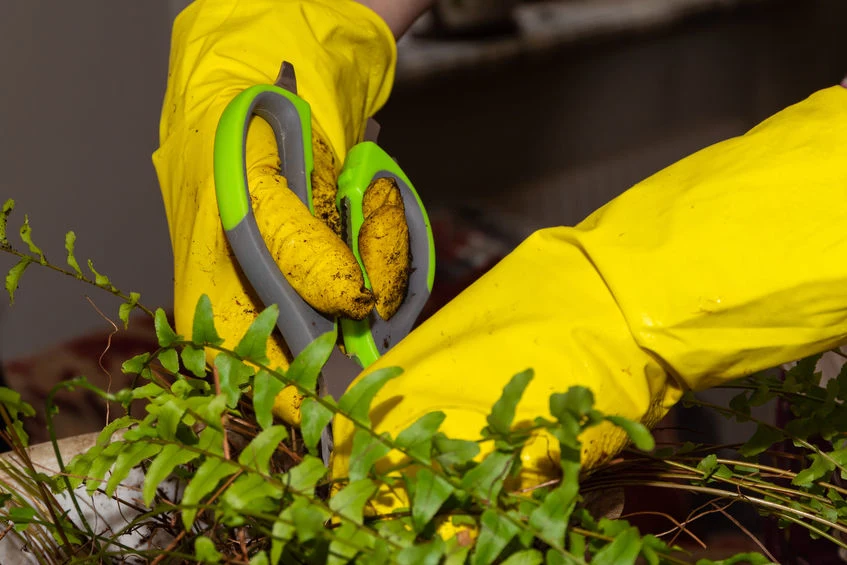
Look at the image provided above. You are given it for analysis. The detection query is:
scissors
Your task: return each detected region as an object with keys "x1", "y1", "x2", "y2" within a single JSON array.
[{"x1": 213, "y1": 61, "x2": 435, "y2": 463}]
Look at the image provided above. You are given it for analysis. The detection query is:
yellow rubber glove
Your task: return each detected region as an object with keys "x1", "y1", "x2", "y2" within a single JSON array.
[
  {"x1": 152, "y1": 0, "x2": 396, "y2": 424},
  {"x1": 332, "y1": 85, "x2": 847, "y2": 513}
]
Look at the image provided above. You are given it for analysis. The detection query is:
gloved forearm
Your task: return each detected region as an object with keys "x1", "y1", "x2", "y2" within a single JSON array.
[
  {"x1": 332, "y1": 85, "x2": 847, "y2": 507},
  {"x1": 578, "y1": 86, "x2": 847, "y2": 390}
]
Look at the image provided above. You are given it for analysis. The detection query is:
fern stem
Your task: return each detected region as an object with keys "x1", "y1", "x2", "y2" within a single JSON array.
[{"x1": 1, "y1": 245, "x2": 154, "y2": 318}]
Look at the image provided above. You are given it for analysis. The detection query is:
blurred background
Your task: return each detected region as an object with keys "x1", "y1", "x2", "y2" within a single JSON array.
[{"x1": 1, "y1": 0, "x2": 847, "y2": 559}]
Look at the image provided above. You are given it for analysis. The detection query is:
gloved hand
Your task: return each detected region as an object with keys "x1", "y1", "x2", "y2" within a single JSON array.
[
  {"x1": 152, "y1": 0, "x2": 399, "y2": 424},
  {"x1": 332, "y1": 85, "x2": 847, "y2": 513}
]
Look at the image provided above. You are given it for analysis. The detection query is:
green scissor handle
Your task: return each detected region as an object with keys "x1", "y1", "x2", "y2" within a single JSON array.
[
  {"x1": 213, "y1": 61, "x2": 434, "y2": 387},
  {"x1": 337, "y1": 142, "x2": 436, "y2": 368}
]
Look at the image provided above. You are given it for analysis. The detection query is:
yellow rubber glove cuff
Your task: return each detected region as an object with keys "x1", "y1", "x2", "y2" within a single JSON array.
[
  {"x1": 332, "y1": 86, "x2": 847, "y2": 517},
  {"x1": 152, "y1": 0, "x2": 396, "y2": 425}
]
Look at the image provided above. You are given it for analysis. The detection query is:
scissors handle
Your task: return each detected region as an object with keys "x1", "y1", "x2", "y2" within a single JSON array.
[
  {"x1": 337, "y1": 142, "x2": 436, "y2": 368},
  {"x1": 213, "y1": 84, "x2": 335, "y2": 358},
  {"x1": 214, "y1": 65, "x2": 434, "y2": 375}
]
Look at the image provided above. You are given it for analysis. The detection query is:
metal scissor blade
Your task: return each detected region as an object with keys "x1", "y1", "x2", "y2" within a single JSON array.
[
  {"x1": 317, "y1": 347, "x2": 364, "y2": 465},
  {"x1": 319, "y1": 347, "x2": 365, "y2": 400},
  {"x1": 274, "y1": 61, "x2": 298, "y2": 93}
]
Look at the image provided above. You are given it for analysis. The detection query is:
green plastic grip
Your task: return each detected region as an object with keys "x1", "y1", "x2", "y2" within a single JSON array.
[
  {"x1": 214, "y1": 84, "x2": 313, "y2": 231},
  {"x1": 337, "y1": 141, "x2": 436, "y2": 368}
]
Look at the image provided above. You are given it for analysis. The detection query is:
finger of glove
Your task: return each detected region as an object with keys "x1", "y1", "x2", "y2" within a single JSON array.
[
  {"x1": 359, "y1": 177, "x2": 411, "y2": 320},
  {"x1": 247, "y1": 119, "x2": 374, "y2": 320}
]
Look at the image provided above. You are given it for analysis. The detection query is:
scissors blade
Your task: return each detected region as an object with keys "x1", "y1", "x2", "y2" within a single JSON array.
[
  {"x1": 317, "y1": 347, "x2": 363, "y2": 464},
  {"x1": 319, "y1": 347, "x2": 365, "y2": 400}
]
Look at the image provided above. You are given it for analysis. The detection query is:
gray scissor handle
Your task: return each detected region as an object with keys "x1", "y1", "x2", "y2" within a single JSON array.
[{"x1": 224, "y1": 89, "x2": 336, "y2": 358}]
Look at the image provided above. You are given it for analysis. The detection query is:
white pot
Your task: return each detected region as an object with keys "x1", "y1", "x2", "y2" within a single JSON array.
[{"x1": 0, "y1": 433, "x2": 178, "y2": 564}]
